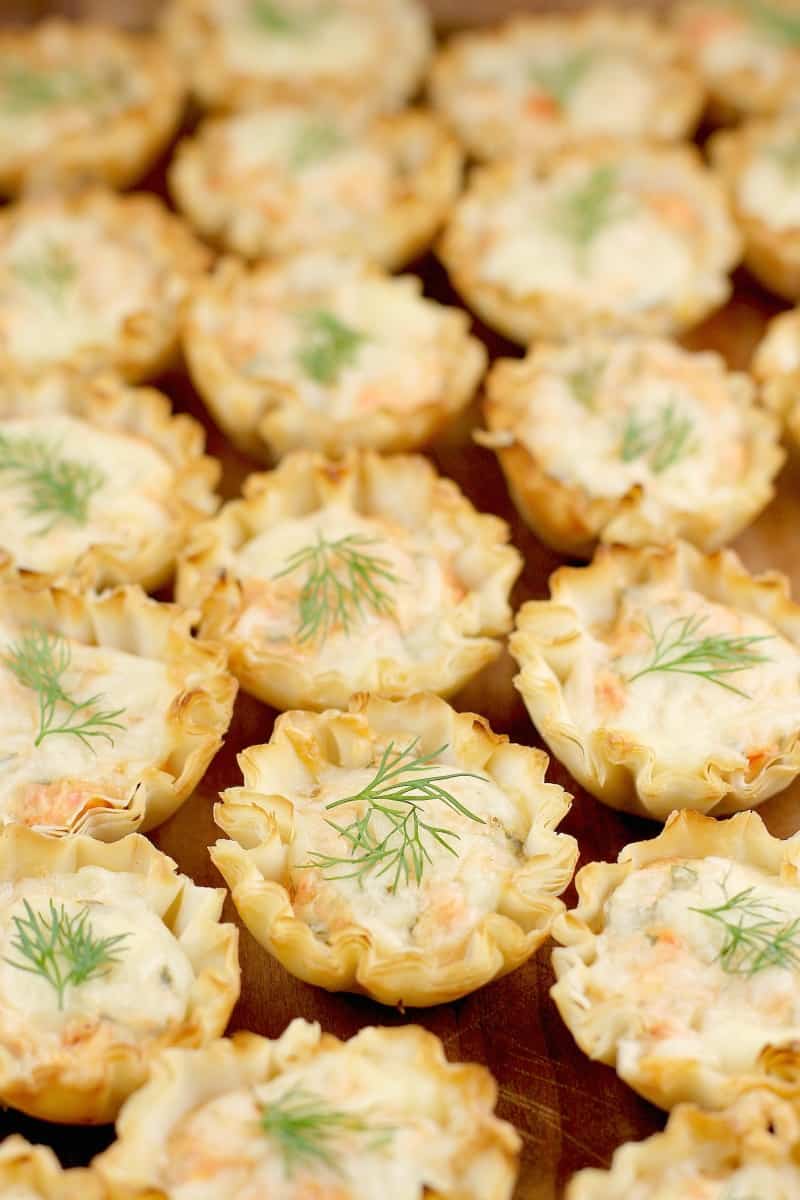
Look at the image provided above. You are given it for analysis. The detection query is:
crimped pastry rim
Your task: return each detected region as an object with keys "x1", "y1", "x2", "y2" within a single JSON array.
[
  {"x1": 0, "y1": 1135, "x2": 107, "y2": 1199},
  {"x1": 753, "y1": 306, "x2": 800, "y2": 451}
]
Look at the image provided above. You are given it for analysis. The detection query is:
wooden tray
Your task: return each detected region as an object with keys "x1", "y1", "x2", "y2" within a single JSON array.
[{"x1": 3, "y1": 4, "x2": 800, "y2": 1197}]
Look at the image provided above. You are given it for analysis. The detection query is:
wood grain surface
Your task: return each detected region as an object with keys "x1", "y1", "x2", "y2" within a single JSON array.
[{"x1": 1, "y1": 3, "x2": 799, "y2": 1198}]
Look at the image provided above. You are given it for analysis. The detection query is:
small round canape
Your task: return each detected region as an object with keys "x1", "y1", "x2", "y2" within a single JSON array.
[
  {"x1": 567, "y1": 1086, "x2": 800, "y2": 1199},
  {"x1": 160, "y1": 0, "x2": 432, "y2": 119},
  {"x1": 438, "y1": 142, "x2": 741, "y2": 344},
  {"x1": 94, "y1": 1018, "x2": 521, "y2": 1198},
  {"x1": 753, "y1": 305, "x2": 800, "y2": 448},
  {"x1": 182, "y1": 254, "x2": 486, "y2": 461},
  {"x1": 510, "y1": 541, "x2": 800, "y2": 821},
  {"x1": 0, "y1": 1136, "x2": 106, "y2": 1199},
  {"x1": 0, "y1": 189, "x2": 209, "y2": 383},
  {"x1": 0, "y1": 20, "x2": 184, "y2": 196},
  {"x1": 0, "y1": 575, "x2": 237, "y2": 838},
  {"x1": 0, "y1": 824, "x2": 239, "y2": 1124},
  {"x1": 211, "y1": 693, "x2": 577, "y2": 1007},
  {"x1": 552, "y1": 809, "x2": 800, "y2": 1111},
  {"x1": 0, "y1": 372, "x2": 219, "y2": 591},
  {"x1": 481, "y1": 336, "x2": 783, "y2": 557},
  {"x1": 711, "y1": 114, "x2": 800, "y2": 300},
  {"x1": 175, "y1": 450, "x2": 521, "y2": 713},
  {"x1": 429, "y1": 10, "x2": 703, "y2": 163},
  {"x1": 671, "y1": 1, "x2": 800, "y2": 123},
  {"x1": 169, "y1": 106, "x2": 461, "y2": 268}
]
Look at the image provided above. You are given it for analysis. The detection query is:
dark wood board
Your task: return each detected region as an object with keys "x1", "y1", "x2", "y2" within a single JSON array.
[{"x1": 2, "y1": 3, "x2": 800, "y2": 1197}]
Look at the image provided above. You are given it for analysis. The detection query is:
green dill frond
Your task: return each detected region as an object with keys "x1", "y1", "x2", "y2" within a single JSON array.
[
  {"x1": 620, "y1": 402, "x2": 695, "y2": 473},
  {"x1": 11, "y1": 241, "x2": 77, "y2": 308},
  {"x1": 259, "y1": 1087, "x2": 391, "y2": 1176},
  {"x1": 551, "y1": 164, "x2": 628, "y2": 269},
  {"x1": 565, "y1": 359, "x2": 605, "y2": 409},
  {"x1": 737, "y1": 0, "x2": 800, "y2": 45},
  {"x1": 528, "y1": 48, "x2": 596, "y2": 108},
  {"x1": 626, "y1": 613, "x2": 772, "y2": 696},
  {"x1": 289, "y1": 120, "x2": 346, "y2": 170},
  {"x1": 0, "y1": 431, "x2": 105, "y2": 533},
  {"x1": 0, "y1": 63, "x2": 100, "y2": 115},
  {"x1": 295, "y1": 310, "x2": 368, "y2": 386},
  {"x1": 250, "y1": 0, "x2": 330, "y2": 35},
  {"x1": 691, "y1": 884, "x2": 800, "y2": 975}
]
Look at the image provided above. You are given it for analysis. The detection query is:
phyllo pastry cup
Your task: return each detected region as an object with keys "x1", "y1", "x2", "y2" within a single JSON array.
[
  {"x1": 0, "y1": 371, "x2": 219, "y2": 591},
  {"x1": 0, "y1": 825, "x2": 239, "y2": 1124},
  {"x1": 211, "y1": 693, "x2": 577, "y2": 1007},
  {"x1": 0, "y1": 576, "x2": 237, "y2": 838},
  {"x1": 438, "y1": 142, "x2": 741, "y2": 344},
  {"x1": 552, "y1": 809, "x2": 800, "y2": 1111},
  {"x1": 429, "y1": 10, "x2": 703, "y2": 163},
  {"x1": 0, "y1": 1136, "x2": 106, "y2": 1199},
  {"x1": 753, "y1": 305, "x2": 800, "y2": 449},
  {"x1": 169, "y1": 105, "x2": 461, "y2": 269},
  {"x1": 176, "y1": 450, "x2": 521, "y2": 713},
  {"x1": 182, "y1": 254, "x2": 486, "y2": 461},
  {"x1": 510, "y1": 541, "x2": 800, "y2": 821},
  {"x1": 0, "y1": 189, "x2": 209, "y2": 383},
  {"x1": 481, "y1": 335, "x2": 782, "y2": 558},
  {"x1": 94, "y1": 1018, "x2": 520, "y2": 1199}
]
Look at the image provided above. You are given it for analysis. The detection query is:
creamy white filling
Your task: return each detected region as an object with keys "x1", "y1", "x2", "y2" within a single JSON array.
[
  {"x1": 619, "y1": 1160, "x2": 800, "y2": 1200},
  {"x1": 219, "y1": 0, "x2": 381, "y2": 77},
  {"x1": 739, "y1": 148, "x2": 800, "y2": 230}
]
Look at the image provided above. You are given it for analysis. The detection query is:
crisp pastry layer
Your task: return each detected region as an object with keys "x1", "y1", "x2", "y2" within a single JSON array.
[
  {"x1": 0, "y1": 190, "x2": 208, "y2": 382},
  {"x1": 671, "y1": 1, "x2": 800, "y2": 122},
  {"x1": 511, "y1": 541, "x2": 800, "y2": 820},
  {"x1": 430, "y1": 10, "x2": 703, "y2": 162},
  {"x1": 160, "y1": 0, "x2": 432, "y2": 118},
  {"x1": 170, "y1": 106, "x2": 461, "y2": 268},
  {"x1": 0, "y1": 1136, "x2": 106, "y2": 1199},
  {"x1": 0, "y1": 372, "x2": 219, "y2": 590},
  {"x1": 482, "y1": 336, "x2": 783, "y2": 557},
  {"x1": 552, "y1": 809, "x2": 800, "y2": 1111},
  {"x1": 0, "y1": 20, "x2": 184, "y2": 195},
  {"x1": 0, "y1": 825, "x2": 239, "y2": 1124},
  {"x1": 95, "y1": 1018, "x2": 521, "y2": 1199},
  {"x1": 567, "y1": 1087, "x2": 800, "y2": 1199},
  {"x1": 211, "y1": 694, "x2": 577, "y2": 1007},
  {"x1": 176, "y1": 450, "x2": 520, "y2": 713},
  {"x1": 438, "y1": 142, "x2": 741, "y2": 344},
  {"x1": 0, "y1": 577, "x2": 237, "y2": 838},
  {"x1": 753, "y1": 306, "x2": 800, "y2": 448},
  {"x1": 182, "y1": 254, "x2": 486, "y2": 460}
]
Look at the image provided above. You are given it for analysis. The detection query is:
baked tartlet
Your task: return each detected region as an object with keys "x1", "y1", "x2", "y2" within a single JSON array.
[
  {"x1": 0, "y1": 576, "x2": 237, "y2": 838},
  {"x1": 671, "y1": 0, "x2": 800, "y2": 122},
  {"x1": 567, "y1": 1087, "x2": 800, "y2": 1199},
  {"x1": 753, "y1": 305, "x2": 800, "y2": 447},
  {"x1": 438, "y1": 143, "x2": 741, "y2": 344},
  {"x1": 0, "y1": 372, "x2": 219, "y2": 591},
  {"x1": 211, "y1": 694, "x2": 577, "y2": 1007},
  {"x1": 0, "y1": 1136, "x2": 105, "y2": 1199},
  {"x1": 95, "y1": 1018, "x2": 521, "y2": 1198},
  {"x1": 0, "y1": 189, "x2": 209, "y2": 383},
  {"x1": 0, "y1": 824, "x2": 239, "y2": 1124},
  {"x1": 169, "y1": 106, "x2": 461, "y2": 268},
  {"x1": 160, "y1": 0, "x2": 432, "y2": 118},
  {"x1": 429, "y1": 10, "x2": 703, "y2": 163},
  {"x1": 182, "y1": 254, "x2": 487, "y2": 460},
  {"x1": 510, "y1": 541, "x2": 800, "y2": 821},
  {"x1": 176, "y1": 450, "x2": 520, "y2": 713},
  {"x1": 481, "y1": 336, "x2": 783, "y2": 557},
  {"x1": 0, "y1": 20, "x2": 183, "y2": 196},
  {"x1": 552, "y1": 809, "x2": 800, "y2": 1111}
]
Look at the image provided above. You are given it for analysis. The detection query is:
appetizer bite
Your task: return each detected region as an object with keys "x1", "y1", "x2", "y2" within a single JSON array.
[
  {"x1": 95, "y1": 1018, "x2": 521, "y2": 1198},
  {"x1": 753, "y1": 304, "x2": 800, "y2": 447},
  {"x1": 0, "y1": 577, "x2": 237, "y2": 838},
  {"x1": 438, "y1": 143, "x2": 741, "y2": 344},
  {"x1": 511, "y1": 542, "x2": 800, "y2": 821},
  {"x1": 0, "y1": 372, "x2": 219, "y2": 591},
  {"x1": 0, "y1": 825, "x2": 239, "y2": 1124},
  {"x1": 176, "y1": 450, "x2": 520, "y2": 713},
  {"x1": 430, "y1": 10, "x2": 703, "y2": 162},
  {"x1": 182, "y1": 254, "x2": 486, "y2": 461},
  {"x1": 552, "y1": 810, "x2": 800, "y2": 1111},
  {"x1": 160, "y1": 0, "x2": 432, "y2": 118},
  {"x1": 0, "y1": 190, "x2": 208, "y2": 383},
  {"x1": 211, "y1": 694, "x2": 577, "y2": 1007},
  {"x1": 481, "y1": 336, "x2": 783, "y2": 557},
  {"x1": 169, "y1": 106, "x2": 461, "y2": 268},
  {"x1": 0, "y1": 1136, "x2": 105, "y2": 1199}
]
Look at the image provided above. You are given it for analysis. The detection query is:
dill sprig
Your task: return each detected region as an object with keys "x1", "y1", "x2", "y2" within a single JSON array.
[
  {"x1": 551, "y1": 164, "x2": 628, "y2": 269},
  {"x1": 250, "y1": 0, "x2": 330, "y2": 35},
  {"x1": 528, "y1": 48, "x2": 596, "y2": 108},
  {"x1": 626, "y1": 613, "x2": 772, "y2": 697},
  {"x1": 305, "y1": 738, "x2": 486, "y2": 894},
  {"x1": 566, "y1": 359, "x2": 605, "y2": 409},
  {"x1": 768, "y1": 138, "x2": 800, "y2": 177},
  {"x1": 691, "y1": 885, "x2": 800, "y2": 975},
  {"x1": 5, "y1": 898, "x2": 130, "y2": 1009},
  {"x1": 274, "y1": 531, "x2": 399, "y2": 645},
  {"x1": 0, "y1": 63, "x2": 100, "y2": 115},
  {"x1": 3, "y1": 628, "x2": 126, "y2": 749},
  {"x1": 0, "y1": 432, "x2": 105, "y2": 533},
  {"x1": 11, "y1": 241, "x2": 77, "y2": 308},
  {"x1": 295, "y1": 310, "x2": 368, "y2": 386},
  {"x1": 290, "y1": 120, "x2": 345, "y2": 170},
  {"x1": 737, "y1": 0, "x2": 800, "y2": 45},
  {"x1": 260, "y1": 1087, "x2": 390, "y2": 1176},
  {"x1": 620, "y1": 402, "x2": 695, "y2": 473}
]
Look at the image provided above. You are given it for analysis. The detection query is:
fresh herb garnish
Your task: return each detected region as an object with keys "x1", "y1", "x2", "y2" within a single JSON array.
[
  {"x1": 768, "y1": 138, "x2": 800, "y2": 177},
  {"x1": 736, "y1": 0, "x2": 800, "y2": 45},
  {"x1": 691, "y1": 885, "x2": 800, "y2": 975},
  {"x1": 3, "y1": 629, "x2": 126, "y2": 748},
  {"x1": 5, "y1": 899, "x2": 130, "y2": 1009},
  {"x1": 11, "y1": 241, "x2": 77, "y2": 308},
  {"x1": 620, "y1": 402, "x2": 695, "y2": 473},
  {"x1": 260, "y1": 1087, "x2": 390, "y2": 1176},
  {"x1": 551, "y1": 165, "x2": 628, "y2": 269},
  {"x1": 566, "y1": 359, "x2": 605, "y2": 409},
  {"x1": 528, "y1": 49, "x2": 596, "y2": 108},
  {"x1": 626, "y1": 614, "x2": 772, "y2": 696},
  {"x1": 250, "y1": 0, "x2": 330, "y2": 35},
  {"x1": 296, "y1": 310, "x2": 368, "y2": 386},
  {"x1": 0, "y1": 432, "x2": 105, "y2": 533},
  {"x1": 289, "y1": 120, "x2": 345, "y2": 170},
  {"x1": 305, "y1": 738, "x2": 485, "y2": 893},
  {"x1": 0, "y1": 64, "x2": 100, "y2": 115}
]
